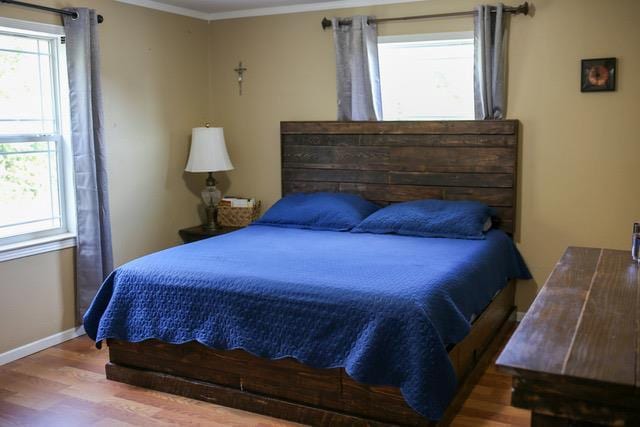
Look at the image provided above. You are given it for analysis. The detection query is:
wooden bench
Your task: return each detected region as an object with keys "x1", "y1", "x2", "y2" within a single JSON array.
[{"x1": 496, "y1": 247, "x2": 640, "y2": 426}]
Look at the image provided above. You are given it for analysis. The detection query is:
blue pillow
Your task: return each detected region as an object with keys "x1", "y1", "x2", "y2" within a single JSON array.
[
  {"x1": 253, "y1": 192, "x2": 380, "y2": 231},
  {"x1": 352, "y1": 199, "x2": 493, "y2": 239}
]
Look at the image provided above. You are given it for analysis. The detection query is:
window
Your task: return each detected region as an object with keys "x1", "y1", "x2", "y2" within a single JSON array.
[
  {"x1": 0, "y1": 18, "x2": 74, "y2": 257},
  {"x1": 378, "y1": 32, "x2": 474, "y2": 121}
]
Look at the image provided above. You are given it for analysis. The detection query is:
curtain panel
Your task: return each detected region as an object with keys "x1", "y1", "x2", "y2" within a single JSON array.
[
  {"x1": 474, "y1": 4, "x2": 508, "y2": 119},
  {"x1": 63, "y1": 8, "x2": 114, "y2": 323},
  {"x1": 332, "y1": 16, "x2": 383, "y2": 121}
]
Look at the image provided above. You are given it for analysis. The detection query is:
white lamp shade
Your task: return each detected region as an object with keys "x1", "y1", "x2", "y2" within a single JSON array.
[{"x1": 185, "y1": 127, "x2": 234, "y2": 173}]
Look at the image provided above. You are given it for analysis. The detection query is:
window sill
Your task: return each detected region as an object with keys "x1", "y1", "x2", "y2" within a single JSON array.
[{"x1": 0, "y1": 233, "x2": 77, "y2": 263}]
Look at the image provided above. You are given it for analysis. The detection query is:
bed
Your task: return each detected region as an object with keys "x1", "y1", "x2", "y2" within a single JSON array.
[{"x1": 86, "y1": 120, "x2": 526, "y2": 426}]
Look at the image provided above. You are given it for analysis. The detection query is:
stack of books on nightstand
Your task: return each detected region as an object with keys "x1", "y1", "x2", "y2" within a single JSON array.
[{"x1": 219, "y1": 197, "x2": 257, "y2": 208}]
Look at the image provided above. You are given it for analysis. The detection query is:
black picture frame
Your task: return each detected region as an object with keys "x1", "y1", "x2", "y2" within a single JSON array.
[{"x1": 581, "y1": 58, "x2": 616, "y2": 92}]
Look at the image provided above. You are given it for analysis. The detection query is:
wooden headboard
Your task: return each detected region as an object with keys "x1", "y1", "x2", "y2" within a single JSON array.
[{"x1": 281, "y1": 121, "x2": 519, "y2": 234}]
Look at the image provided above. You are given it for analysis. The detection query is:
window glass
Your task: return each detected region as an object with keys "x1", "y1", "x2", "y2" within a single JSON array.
[
  {"x1": 378, "y1": 35, "x2": 474, "y2": 120},
  {"x1": 0, "y1": 28, "x2": 70, "y2": 245}
]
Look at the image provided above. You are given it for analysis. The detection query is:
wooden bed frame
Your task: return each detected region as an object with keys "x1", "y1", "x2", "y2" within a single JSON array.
[{"x1": 106, "y1": 120, "x2": 521, "y2": 426}]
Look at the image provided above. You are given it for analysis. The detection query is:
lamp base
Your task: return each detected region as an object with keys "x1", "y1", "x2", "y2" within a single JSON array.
[
  {"x1": 201, "y1": 175, "x2": 222, "y2": 231},
  {"x1": 204, "y1": 205, "x2": 218, "y2": 230}
]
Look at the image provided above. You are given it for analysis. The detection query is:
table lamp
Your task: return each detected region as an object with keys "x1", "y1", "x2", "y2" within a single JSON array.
[{"x1": 185, "y1": 125, "x2": 234, "y2": 230}]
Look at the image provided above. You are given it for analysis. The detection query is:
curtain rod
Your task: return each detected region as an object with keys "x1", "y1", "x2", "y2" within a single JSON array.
[
  {"x1": 0, "y1": 0, "x2": 104, "y2": 23},
  {"x1": 321, "y1": 2, "x2": 529, "y2": 30}
]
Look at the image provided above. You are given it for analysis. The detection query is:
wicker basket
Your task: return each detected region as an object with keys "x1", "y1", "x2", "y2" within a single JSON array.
[{"x1": 217, "y1": 201, "x2": 261, "y2": 227}]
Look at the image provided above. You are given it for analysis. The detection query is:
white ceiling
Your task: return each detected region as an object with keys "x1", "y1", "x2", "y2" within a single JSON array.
[
  {"x1": 115, "y1": 0, "x2": 422, "y2": 21},
  {"x1": 144, "y1": 0, "x2": 333, "y2": 13}
]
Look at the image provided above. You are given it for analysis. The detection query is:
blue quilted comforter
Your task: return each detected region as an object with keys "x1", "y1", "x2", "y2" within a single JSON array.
[{"x1": 84, "y1": 225, "x2": 530, "y2": 420}]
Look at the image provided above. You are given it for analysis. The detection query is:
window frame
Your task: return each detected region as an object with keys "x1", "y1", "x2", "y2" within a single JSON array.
[
  {"x1": 377, "y1": 31, "x2": 475, "y2": 121},
  {"x1": 0, "y1": 17, "x2": 76, "y2": 262}
]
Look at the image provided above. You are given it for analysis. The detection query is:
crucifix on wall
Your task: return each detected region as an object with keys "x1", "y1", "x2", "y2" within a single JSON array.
[{"x1": 234, "y1": 61, "x2": 247, "y2": 96}]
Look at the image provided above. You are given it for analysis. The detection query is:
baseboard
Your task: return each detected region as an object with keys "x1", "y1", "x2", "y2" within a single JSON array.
[
  {"x1": 0, "y1": 325, "x2": 86, "y2": 366},
  {"x1": 516, "y1": 311, "x2": 527, "y2": 322}
]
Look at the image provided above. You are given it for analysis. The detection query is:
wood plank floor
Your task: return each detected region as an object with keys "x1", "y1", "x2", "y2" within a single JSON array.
[{"x1": 0, "y1": 333, "x2": 531, "y2": 426}]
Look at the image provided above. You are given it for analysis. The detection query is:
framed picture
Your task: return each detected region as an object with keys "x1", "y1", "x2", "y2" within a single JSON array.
[{"x1": 581, "y1": 58, "x2": 616, "y2": 92}]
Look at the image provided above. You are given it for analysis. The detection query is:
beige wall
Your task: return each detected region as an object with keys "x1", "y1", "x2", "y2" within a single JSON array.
[
  {"x1": 0, "y1": 248, "x2": 75, "y2": 352},
  {"x1": 0, "y1": 0, "x2": 209, "y2": 353},
  {"x1": 208, "y1": 0, "x2": 640, "y2": 311},
  {"x1": 2, "y1": 0, "x2": 639, "y2": 354}
]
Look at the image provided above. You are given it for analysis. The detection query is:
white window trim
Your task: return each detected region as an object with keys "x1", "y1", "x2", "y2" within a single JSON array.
[
  {"x1": 0, "y1": 16, "x2": 65, "y2": 37},
  {"x1": 378, "y1": 31, "x2": 474, "y2": 44},
  {"x1": 0, "y1": 233, "x2": 76, "y2": 262},
  {"x1": 0, "y1": 17, "x2": 76, "y2": 263}
]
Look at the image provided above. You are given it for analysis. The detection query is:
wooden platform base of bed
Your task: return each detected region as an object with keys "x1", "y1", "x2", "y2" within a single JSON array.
[{"x1": 104, "y1": 280, "x2": 515, "y2": 426}]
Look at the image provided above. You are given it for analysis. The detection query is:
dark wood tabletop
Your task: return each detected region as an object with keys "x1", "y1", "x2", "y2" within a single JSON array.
[
  {"x1": 178, "y1": 225, "x2": 243, "y2": 243},
  {"x1": 496, "y1": 247, "x2": 640, "y2": 426}
]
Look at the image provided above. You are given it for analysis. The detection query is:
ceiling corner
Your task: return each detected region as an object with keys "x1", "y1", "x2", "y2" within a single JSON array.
[{"x1": 115, "y1": 0, "x2": 211, "y2": 20}]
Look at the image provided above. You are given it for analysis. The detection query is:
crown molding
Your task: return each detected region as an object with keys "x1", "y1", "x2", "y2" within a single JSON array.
[
  {"x1": 115, "y1": 0, "x2": 210, "y2": 20},
  {"x1": 115, "y1": 0, "x2": 425, "y2": 22},
  {"x1": 205, "y1": 0, "x2": 424, "y2": 21}
]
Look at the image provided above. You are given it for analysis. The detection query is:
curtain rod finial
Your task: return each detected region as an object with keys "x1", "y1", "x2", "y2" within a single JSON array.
[{"x1": 321, "y1": 17, "x2": 331, "y2": 30}]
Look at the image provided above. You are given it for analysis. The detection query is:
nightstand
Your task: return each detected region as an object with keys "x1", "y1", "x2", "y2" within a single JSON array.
[{"x1": 178, "y1": 225, "x2": 242, "y2": 243}]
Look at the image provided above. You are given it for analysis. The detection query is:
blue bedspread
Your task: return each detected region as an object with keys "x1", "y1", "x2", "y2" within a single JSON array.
[{"x1": 84, "y1": 226, "x2": 530, "y2": 420}]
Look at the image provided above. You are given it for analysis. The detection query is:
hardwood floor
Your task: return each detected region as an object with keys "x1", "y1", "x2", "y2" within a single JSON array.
[{"x1": 0, "y1": 333, "x2": 530, "y2": 426}]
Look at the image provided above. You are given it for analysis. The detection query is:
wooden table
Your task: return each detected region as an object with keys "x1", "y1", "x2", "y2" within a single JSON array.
[{"x1": 496, "y1": 247, "x2": 640, "y2": 426}]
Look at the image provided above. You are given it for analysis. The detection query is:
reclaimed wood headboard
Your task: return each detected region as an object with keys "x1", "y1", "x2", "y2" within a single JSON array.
[{"x1": 280, "y1": 121, "x2": 519, "y2": 234}]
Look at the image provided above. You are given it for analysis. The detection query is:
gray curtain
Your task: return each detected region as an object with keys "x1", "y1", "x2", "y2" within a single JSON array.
[
  {"x1": 332, "y1": 16, "x2": 382, "y2": 121},
  {"x1": 63, "y1": 9, "x2": 113, "y2": 323},
  {"x1": 474, "y1": 4, "x2": 507, "y2": 119}
]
